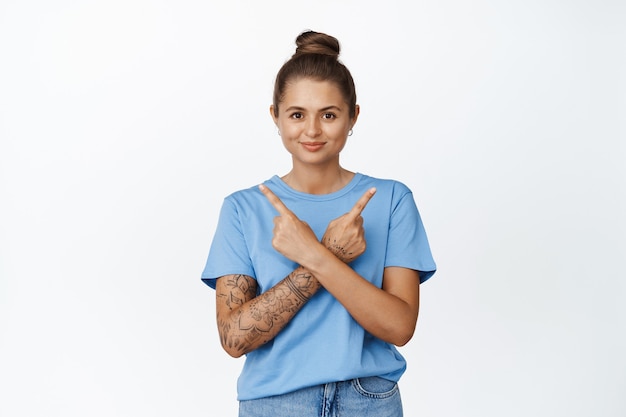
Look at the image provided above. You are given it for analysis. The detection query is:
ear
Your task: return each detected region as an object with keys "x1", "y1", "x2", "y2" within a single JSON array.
[
  {"x1": 351, "y1": 104, "x2": 361, "y2": 128},
  {"x1": 269, "y1": 105, "x2": 278, "y2": 125}
]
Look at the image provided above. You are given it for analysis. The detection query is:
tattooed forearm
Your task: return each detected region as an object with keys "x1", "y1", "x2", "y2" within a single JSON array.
[
  {"x1": 218, "y1": 274, "x2": 257, "y2": 311},
  {"x1": 216, "y1": 268, "x2": 322, "y2": 357},
  {"x1": 284, "y1": 270, "x2": 317, "y2": 302}
]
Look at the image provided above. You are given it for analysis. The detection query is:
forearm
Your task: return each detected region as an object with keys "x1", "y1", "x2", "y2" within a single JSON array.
[
  {"x1": 303, "y1": 243, "x2": 419, "y2": 346},
  {"x1": 217, "y1": 267, "x2": 322, "y2": 357}
]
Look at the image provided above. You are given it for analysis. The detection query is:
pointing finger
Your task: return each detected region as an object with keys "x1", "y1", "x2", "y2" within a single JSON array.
[
  {"x1": 259, "y1": 184, "x2": 292, "y2": 216},
  {"x1": 348, "y1": 187, "x2": 376, "y2": 218}
]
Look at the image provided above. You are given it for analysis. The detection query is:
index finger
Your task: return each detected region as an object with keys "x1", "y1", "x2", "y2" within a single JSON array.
[
  {"x1": 348, "y1": 187, "x2": 376, "y2": 218},
  {"x1": 259, "y1": 184, "x2": 293, "y2": 216}
]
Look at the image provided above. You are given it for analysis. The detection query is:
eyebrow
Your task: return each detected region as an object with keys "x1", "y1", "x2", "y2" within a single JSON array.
[{"x1": 284, "y1": 105, "x2": 343, "y2": 113}]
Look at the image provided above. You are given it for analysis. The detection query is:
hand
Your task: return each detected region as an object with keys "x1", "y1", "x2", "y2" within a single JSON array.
[
  {"x1": 259, "y1": 184, "x2": 323, "y2": 265},
  {"x1": 321, "y1": 187, "x2": 376, "y2": 263}
]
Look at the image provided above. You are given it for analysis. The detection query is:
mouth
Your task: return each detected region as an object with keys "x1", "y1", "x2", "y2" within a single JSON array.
[{"x1": 300, "y1": 142, "x2": 325, "y2": 152}]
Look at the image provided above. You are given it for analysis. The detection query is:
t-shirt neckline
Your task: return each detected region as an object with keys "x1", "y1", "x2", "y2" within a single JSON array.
[{"x1": 267, "y1": 173, "x2": 364, "y2": 201}]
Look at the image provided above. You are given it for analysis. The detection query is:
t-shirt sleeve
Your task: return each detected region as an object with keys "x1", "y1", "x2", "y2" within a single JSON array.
[
  {"x1": 201, "y1": 198, "x2": 256, "y2": 289},
  {"x1": 384, "y1": 187, "x2": 437, "y2": 284}
]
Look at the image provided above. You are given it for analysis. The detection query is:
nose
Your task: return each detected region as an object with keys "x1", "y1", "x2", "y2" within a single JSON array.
[{"x1": 305, "y1": 117, "x2": 322, "y2": 137}]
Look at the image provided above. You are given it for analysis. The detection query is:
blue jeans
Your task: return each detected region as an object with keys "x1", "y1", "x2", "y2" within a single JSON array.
[{"x1": 238, "y1": 377, "x2": 403, "y2": 417}]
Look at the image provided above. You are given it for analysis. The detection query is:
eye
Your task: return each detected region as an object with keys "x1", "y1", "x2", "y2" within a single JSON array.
[
  {"x1": 290, "y1": 112, "x2": 303, "y2": 119},
  {"x1": 322, "y1": 113, "x2": 336, "y2": 120}
]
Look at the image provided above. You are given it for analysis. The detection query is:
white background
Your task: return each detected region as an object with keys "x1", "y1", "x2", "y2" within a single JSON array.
[{"x1": 1, "y1": 0, "x2": 624, "y2": 416}]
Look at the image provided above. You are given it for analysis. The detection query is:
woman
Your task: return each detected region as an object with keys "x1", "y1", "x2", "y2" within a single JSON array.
[{"x1": 201, "y1": 30, "x2": 436, "y2": 417}]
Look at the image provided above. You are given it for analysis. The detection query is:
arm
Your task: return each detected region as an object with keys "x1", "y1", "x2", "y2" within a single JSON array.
[
  {"x1": 216, "y1": 189, "x2": 375, "y2": 357},
  {"x1": 305, "y1": 252, "x2": 420, "y2": 346},
  {"x1": 260, "y1": 185, "x2": 420, "y2": 346},
  {"x1": 216, "y1": 268, "x2": 321, "y2": 358}
]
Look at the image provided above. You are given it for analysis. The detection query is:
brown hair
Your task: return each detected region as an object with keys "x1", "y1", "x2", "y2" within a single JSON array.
[{"x1": 272, "y1": 31, "x2": 357, "y2": 118}]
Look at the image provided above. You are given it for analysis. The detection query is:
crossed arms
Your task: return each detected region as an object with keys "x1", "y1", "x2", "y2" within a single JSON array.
[{"x1": 215, "y1": 185, "x2": 420, "y2": 358}]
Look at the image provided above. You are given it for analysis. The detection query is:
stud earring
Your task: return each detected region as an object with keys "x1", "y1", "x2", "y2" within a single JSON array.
[{"x1": 348, "y1": 129, "x2": 353, "y2": 136}]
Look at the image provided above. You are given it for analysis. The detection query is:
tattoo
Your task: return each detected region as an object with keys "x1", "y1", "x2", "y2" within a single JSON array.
[
  {"x1": 216, "y1": 275, "x2": 257, "y2": 353},
  {"x1": 284, "y1": 272, "x2": 313, "y2": 302},
  {"x1": 219, "y1": 274, "x2": 256, "y2": 310},
  {"x1": 217, "y1": 269, "x2": 321, "y2": 355},
  {"x1": 240, "y1": 270, "x2": 318, "y2": 333},
  {"x1": 325, "y1": 237, "x2": 352, "y2": 263}
]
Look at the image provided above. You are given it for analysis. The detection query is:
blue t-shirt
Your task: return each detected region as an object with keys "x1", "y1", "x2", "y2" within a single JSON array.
[{"x1": 201, "y1": 173, "x2": 436, "y2": 400}]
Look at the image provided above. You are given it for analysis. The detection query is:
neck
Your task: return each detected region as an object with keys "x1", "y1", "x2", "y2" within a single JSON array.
[{"x1": 282, "y1": 164, "x2": 354, "y2": 195}]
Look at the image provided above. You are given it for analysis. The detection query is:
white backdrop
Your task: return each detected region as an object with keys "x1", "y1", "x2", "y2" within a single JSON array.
[{"x1": 1, "y1": 1, "x2": 624, "y2": 416}]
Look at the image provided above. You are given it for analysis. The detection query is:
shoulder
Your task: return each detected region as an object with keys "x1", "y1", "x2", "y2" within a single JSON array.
[
  {"x1": 223, "y1": 179, "x2": 274, "y2": 206},
  {"x1": 357, "y1": 173, "x2": 413, "y2": 200},
  {"x1": 355, "y1": 174, "x2": 423, "y2": 220},
  {"x1": 215, "y1": 181, "x2": 268, "y2": 223}
]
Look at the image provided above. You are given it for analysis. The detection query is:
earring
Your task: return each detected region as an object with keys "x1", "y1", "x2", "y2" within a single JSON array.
[
  {"x1": 277, "y1": 129, "x2": 281, "y2": 136},
  {"x1": 348, "y1": 129, "x2": 353, "y2": 136}
]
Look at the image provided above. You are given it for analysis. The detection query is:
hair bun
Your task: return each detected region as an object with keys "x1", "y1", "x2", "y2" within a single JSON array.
[{"x1": 293, "y1": 30, "x2": 340, "y2": 59}]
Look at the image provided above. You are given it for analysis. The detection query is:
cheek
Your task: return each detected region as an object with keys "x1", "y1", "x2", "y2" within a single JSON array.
[
  {"x1": 329, "y1": 124, "x2": 350, "y2": 139},
  {"x1": 279, "y1": 128, "x2": 297, "y2": 148},
  {"x1": 280, "y1": 124, "x2": 301, "y2": 138}
]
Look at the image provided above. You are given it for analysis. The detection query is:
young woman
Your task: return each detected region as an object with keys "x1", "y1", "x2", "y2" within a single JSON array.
[{"x1": 201, "y1": 30, "x2": 436, "y2": 417}]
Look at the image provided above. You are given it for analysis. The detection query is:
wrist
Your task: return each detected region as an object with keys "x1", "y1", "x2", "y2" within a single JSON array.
[{"x1": 301, "y1": 242, "x2": 343, "y2": 281}]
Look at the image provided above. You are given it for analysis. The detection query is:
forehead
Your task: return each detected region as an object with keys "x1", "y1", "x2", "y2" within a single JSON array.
[{"x1": 281, "y1": 78, "x2": 345, "y2": 108}]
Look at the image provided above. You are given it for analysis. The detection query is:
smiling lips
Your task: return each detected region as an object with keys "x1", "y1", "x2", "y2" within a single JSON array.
[{"x1": 301, "y1": 142, "x2": 325, "y2": 152}]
